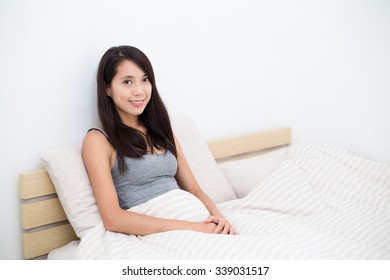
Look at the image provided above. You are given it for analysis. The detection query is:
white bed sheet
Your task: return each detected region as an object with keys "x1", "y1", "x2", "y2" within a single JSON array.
[
  {"x1": 47, "y1": 240, "x2": 80, "y2": 260},
  {"x1": 48, "y1": 145, "x2": 390, "y2": 260}
]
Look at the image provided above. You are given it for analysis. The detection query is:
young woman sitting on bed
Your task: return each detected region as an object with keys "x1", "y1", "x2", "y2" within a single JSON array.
[{"x1": 82, "y1": 45, "x2": 235, "y2": 236}]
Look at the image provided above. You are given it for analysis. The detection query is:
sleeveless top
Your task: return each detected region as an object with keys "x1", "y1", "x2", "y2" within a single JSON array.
[{"x1": 89, "y1": 128, "x2": 180, "y2": 210}]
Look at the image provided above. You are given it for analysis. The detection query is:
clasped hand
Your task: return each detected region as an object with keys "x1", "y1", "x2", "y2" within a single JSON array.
[{"x1": 204, "y1": 215, "x2": 236, "y2": 235}]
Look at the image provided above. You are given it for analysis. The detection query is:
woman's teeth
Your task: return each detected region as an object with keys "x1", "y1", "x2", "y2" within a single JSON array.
[{"x1": 130, "y1": 100, "x2": 144, "y2": 106}]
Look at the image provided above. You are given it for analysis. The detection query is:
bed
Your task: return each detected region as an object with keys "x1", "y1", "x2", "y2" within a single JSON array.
[{"x1": 19, "y1": 117, "x2": 390, "y2": 260}]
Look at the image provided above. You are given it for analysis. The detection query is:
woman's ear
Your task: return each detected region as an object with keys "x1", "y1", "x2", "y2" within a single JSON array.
[{"x1": 105, "y1": 84, "x2": 111, "y2": 97}]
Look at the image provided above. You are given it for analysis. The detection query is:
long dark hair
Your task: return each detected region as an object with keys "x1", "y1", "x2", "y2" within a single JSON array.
[{"x1": 97, "y1": 46, "x2": 177, "y2": 174}]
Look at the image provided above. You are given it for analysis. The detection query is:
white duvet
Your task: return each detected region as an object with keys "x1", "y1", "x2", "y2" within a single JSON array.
[{"x1": 75, "y1": 145, "x2": 390, "y2": 260}]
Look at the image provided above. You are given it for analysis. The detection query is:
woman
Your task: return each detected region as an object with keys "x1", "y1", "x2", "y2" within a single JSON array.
[{"x1": 82, "y1": 45, "x2": 235, "y2": 236}]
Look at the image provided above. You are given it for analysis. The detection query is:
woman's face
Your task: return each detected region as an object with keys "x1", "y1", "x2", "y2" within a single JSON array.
[{"x1": 107, "y1": 59, "x2": 152, "y2": 126}]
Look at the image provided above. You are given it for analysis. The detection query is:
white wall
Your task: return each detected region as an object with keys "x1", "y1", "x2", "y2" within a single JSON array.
[{"x1": 1, "y1": 0, "x2": 389, "y2": 259}]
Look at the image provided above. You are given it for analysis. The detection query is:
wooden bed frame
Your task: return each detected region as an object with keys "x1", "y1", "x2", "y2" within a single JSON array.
[{"x1": 19, "y1": 127, "x2": 291, "y2": 259}]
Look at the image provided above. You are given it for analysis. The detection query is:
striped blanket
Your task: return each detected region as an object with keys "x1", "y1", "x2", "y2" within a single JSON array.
[{"x1": 75, "y1": 145, "x2": 390, "y2": 259}]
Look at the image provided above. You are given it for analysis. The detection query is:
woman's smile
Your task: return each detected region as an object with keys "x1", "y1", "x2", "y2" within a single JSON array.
[{"x1": 129, "y1": 99, "x2": 145, "y2": 107}]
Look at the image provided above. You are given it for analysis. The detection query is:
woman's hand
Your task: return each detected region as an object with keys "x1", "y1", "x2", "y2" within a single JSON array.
[{"x1": 204, "y1": 215, "x2": 236, "y2": 235}]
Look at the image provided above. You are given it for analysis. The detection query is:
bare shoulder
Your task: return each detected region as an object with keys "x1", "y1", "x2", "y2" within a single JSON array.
[
  {"x1": 82, "y1": 129, "x2": 114, "y2": 161},
  {"x1": 83, "y1": 129, "x2": 109, "y2": 144}
]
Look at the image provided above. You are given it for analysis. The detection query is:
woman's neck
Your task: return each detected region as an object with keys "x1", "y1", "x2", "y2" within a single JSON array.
[{"x1": 122, "y1": 116, "x2": 143, "y2": 130}]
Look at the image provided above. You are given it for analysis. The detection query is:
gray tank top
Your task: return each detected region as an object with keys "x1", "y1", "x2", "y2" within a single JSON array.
[{"x1": 89, "y1": 128, "x2": 179, "y2": 210}]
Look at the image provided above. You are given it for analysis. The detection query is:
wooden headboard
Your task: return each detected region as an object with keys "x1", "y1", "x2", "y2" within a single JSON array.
[{"x1": 19, "y1": 127, "x2": 291, "y2": 259}]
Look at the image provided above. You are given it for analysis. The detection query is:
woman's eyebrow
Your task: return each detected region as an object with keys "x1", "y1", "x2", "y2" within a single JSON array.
[
  {"x1": 120, "y1": 75, "x2": 134, "y2": 79},
  {"x1": 120, "y1": 74, "x2": 148, "y2": 79}
]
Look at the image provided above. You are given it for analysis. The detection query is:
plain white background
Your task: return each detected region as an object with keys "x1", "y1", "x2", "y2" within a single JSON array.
[{"x1": 0, "y1": 0, "x2": 389, "y2": 259}]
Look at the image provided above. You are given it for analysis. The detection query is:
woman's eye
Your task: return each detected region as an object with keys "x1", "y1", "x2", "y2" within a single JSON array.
[
  {"x1": 143, "y1": 77, "x2": 150, "y2": 82},
  {"x1": 123, "y1": 80, "x2": 132, "y2": 85}
]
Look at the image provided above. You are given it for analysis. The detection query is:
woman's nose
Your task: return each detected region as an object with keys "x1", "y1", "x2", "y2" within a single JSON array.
[{"x1": 133, "y1": 83, "x2": 144, "y2": 95}]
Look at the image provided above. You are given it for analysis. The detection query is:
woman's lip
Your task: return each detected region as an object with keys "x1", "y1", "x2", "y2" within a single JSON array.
[{"x1": 129, "y1": 100, "x2": 145, "y2": 107}]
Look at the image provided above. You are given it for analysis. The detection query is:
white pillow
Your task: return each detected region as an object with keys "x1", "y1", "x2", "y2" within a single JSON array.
[
  {"x1": 171, "y1": 116, "x2": 237, "y2": 203},
  {"x1": 218, "y1": 147, "x2": 289, "y2": 198},
  {"x1": 40, "y1": 146, "x2": 102, "y2": 238}
]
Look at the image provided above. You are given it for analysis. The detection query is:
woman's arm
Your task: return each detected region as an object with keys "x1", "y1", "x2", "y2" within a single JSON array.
[
  {"x1": 82, "y1": 130, "x2": 217, "y2": 236},
  {"x1": 174, "y1": 136, "x2": 236, "y2": 235}
]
